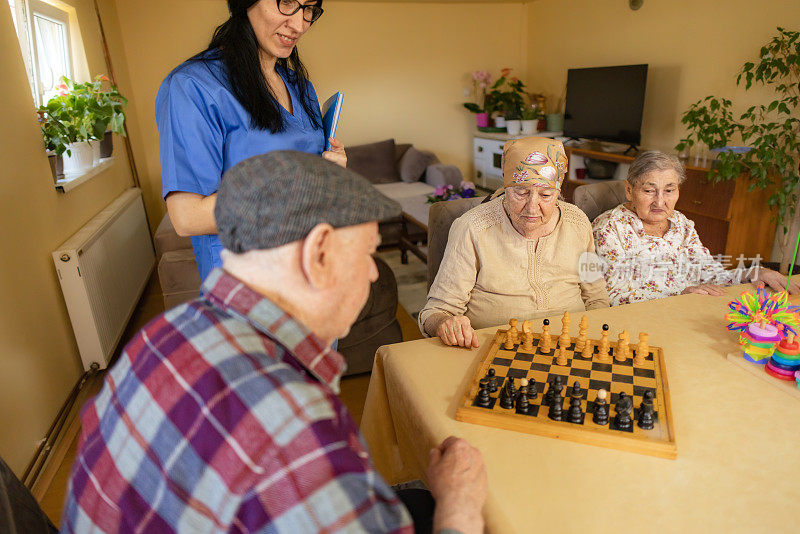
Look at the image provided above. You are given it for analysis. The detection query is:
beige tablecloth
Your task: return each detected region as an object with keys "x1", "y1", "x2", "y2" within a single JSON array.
[{"x1": 361, "y1": 286, "x2": 800, "y2": 533}]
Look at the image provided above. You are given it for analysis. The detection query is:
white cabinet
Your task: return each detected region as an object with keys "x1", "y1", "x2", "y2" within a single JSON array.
[{"x1": 473, "y1": 130, "x2": 563, "y2": 191}]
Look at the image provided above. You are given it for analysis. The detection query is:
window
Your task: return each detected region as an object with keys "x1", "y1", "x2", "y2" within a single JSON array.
[{"x1": 8, "y1": 0, "x2": 73, "y2": 106}]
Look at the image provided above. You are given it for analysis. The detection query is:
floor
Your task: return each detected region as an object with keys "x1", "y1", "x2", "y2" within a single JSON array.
[{"x1": 38, "y1": 255, "x2": 426, "y2": 526}]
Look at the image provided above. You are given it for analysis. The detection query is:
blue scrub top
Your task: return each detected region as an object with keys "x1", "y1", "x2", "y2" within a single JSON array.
[{"x1": 156, "y1": 51, "x2": 325, "y2": 281}]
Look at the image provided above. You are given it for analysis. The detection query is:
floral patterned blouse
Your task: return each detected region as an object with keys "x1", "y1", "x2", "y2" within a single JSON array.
[{"x1": 592, "y1": 204, "x2": 745, "y2": 306}]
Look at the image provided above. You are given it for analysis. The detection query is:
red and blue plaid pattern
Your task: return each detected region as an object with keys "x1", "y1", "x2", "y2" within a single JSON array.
[{"x1": 61, "y1": 269, "x2": 412, "y2": 533}]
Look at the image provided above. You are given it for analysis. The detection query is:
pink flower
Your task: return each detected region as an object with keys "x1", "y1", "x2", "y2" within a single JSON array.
[
  {"x1": 56, "y1": 83, "x2": 69, "y2": 96},
  {"x1": 538, "y1": 165, "x2": 557, "y2": 181},
  {"x1": 524, "y1": 152, "x2": 548, "y2": 165},
  {"x1": 98, "y1": 74, "x2": 110, "y2": 82},
  {"x1": 460, "y1": 181, "x2": 476, "y2": 189},
  {"x1": 434, "y1": 185, "x2": 447, "y2": 196},
  {"x1": 501, "y1": 67, "x2": 512, "y2": 77}
]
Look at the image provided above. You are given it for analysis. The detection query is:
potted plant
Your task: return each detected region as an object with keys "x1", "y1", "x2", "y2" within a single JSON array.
[
  {"x1": 463, "y1": 70, "x2": 494, "y2": 128},
  {"x1": 675, "y1": 26, "x2": 799, "y2": 273},
  {"x1": 521, "y1": 107, "x2": 542, "y2": 135},
  {"x1": 487, "y1": 68, "x2": 527, "y2": 133},
  {"x1": 37, "y1": 75, "x2": 127, "y2": 176}
]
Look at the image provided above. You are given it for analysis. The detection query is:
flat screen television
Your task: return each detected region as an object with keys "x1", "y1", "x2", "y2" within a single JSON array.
[{"x1": 563, "y1": 64, "x2": 648, "y2": 148}]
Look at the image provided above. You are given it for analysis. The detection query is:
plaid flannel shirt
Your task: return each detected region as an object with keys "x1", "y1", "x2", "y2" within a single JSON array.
[{"x1": 61, "y1": 269, "x2": 413, "y2": 533}]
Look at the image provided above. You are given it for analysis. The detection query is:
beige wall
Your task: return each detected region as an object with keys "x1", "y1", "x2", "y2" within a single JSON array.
[
  {"x1": 0, "y1": 0, "x2": 134, "y2": 473},
  {"x1": 104, "y1": 0, "x2": 528, "y2": 226},
  {"x1": 526, "y1": 0, "x2": 800, "y2": 152}
]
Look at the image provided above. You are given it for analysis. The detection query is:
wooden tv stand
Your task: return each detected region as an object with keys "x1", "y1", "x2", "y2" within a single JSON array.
[{"x1": 563, "y1": 146, "x2": 776, "y2": 262}]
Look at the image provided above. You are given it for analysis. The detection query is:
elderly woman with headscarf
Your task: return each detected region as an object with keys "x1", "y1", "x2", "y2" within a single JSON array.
[
  {"x1": 419, "y1": 137, "x2": 610, "y2": 348},
  {"x1": 592, "y1": 150, "x2": 799, "y2": 306}
]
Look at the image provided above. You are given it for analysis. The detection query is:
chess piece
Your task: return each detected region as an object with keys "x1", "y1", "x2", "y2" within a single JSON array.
[
  {"x1": 499, "y1": 384, "x2": 514, "y2": 410},
  {"x1": 597, "y1": 324, "x2": 611, "y2": 363},
  {"x1": 592, "y1": 389, "x2": 609, "y2": 425},
  {"x1": 476, "y1": 379, "x2": 492, "y2": 407},
  {"x1": 614, "y1": 392, "x2": 633, "y2": 431},
  {"x1": 504, "y1": 318, "x2": 519, "y2": 349},
  {"x1": 521, "y1": 320, "x2": 534, "y2": 351},
  {"x1": 543, "y1": 375, "x2": 562, "y2": 406},
  {"x1": 527, "y1": 377, "x2": 538, "y2": 399},
  {"x1": 575, "y1": 315, "x2": 589, "y2": 351},
  {"x1": 539, "y1": 319, "x2": 552, "y2": 353},
  {"x1": 484, "y1": 368, "x2": 498, "y2": 392},
  {"x1": 556, "y1": 345, "x2": 569, "y2": 366},
  {"x1": 638, "y1": 391, "x2": 655, "y2": 430},
  {"x1": 548, "y1": 385, "x2": 564, "y2": 421},
  {"x1": 567, "y1": 381, "x2": 584, "y2": 424},
  {"x1": 634, "y1": 332, "x2": 649, "y2": 365},
  {"x1": 615, "y1": 332, "x2": 628, "y2": 362},
  {"x1": 516, "y1": 378, "x2": 530, "y2": 414},
  {"x1": 505, "y1": 377, "x2": 516, "y2": 400},
  {"x1": 581, "y1": 336, "x2": 594, "y2": 359},
  {"x1": 559, "y1": 311, "x2": 571, "y2": 350}
]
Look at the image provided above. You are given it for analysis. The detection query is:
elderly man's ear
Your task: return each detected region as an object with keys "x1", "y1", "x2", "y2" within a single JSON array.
[{"x1": 300, "y1": 223, "x2": 338, "y2": 289}]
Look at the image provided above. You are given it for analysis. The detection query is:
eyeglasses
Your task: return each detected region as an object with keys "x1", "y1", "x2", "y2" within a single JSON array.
[{"x1": 276, "y1": 0, "x2": 324, "y2": 23}]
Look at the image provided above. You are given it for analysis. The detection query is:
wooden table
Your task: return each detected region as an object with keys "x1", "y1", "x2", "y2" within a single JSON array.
[{"x1": 360, "y1": 286, "x2": 800, "y2": 533}]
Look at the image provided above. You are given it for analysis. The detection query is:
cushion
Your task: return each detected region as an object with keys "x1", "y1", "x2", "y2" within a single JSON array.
[
  {"x1": 154, "y1": 214, "x2": 192, "y2": 257},
  {"x1": 346, "y1": 139, "x2": 401, "y2": 184},
  {"x1": 424, "y1": 163, "x2": 462, "y2": 188},
  {"x1": 399, "y1": 146, "x2": 437, "y2": 183},
  {"x1": 394, "y1": 143, "x2": 412, "y2": 163}
]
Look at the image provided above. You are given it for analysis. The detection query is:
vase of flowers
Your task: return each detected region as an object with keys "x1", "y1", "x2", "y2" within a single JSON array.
[
  {"x1": 463, "y1": 70, "x2": 496, "y2": 128},
  {"x1": 426, "y1": 181, "x2": 478, "y2": 203},
  {"x1": 37, "y1": 75, "x2": 127, "y2": 176}
]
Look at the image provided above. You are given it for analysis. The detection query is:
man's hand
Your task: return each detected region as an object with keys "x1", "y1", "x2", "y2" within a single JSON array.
[
  {"x1": 681, "y1": 283, "x2": 726, "y2": 296},
  {"x1": 753, "y1": 268, "x2": 800, "y2": 294},
  {"x1": 322, "y1": 137, "x2": 347, "y2": 168},
  {"x1": 426, "y1": 437, "x2": 487, "y2": 534},
  {"x1": 436, "y1": 316, "x2": 480, "y2": 348}
]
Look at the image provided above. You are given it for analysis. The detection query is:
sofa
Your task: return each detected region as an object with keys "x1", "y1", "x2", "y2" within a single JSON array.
[
  {"x1": 344, "y1": 139, "x2": 464, "y2": 247},
  {"x1": 154, "y1": 214, "x2": 402, "y2": 376}
]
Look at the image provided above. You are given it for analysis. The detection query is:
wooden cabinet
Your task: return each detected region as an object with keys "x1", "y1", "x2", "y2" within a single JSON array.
[{"x1": 564, "y1": 147, "x2": 776, "y2": 261}]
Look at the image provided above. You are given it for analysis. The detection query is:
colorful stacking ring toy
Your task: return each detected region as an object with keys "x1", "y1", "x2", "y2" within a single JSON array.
[
  {"x1": 766, "y1": 337, "x2": 800, "y2": 381},
  {"x1": 740, "y1": 323, "x2": 781, "y2": 364}
]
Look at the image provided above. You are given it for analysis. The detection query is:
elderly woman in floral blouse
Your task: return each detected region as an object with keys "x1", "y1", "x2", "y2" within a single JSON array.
[
  {"x1": 419, "y1": 137, "x2": 610, "y2": 348},
  {"x1": 592, "y1": 150, "x2": 798, "y2": 306}
]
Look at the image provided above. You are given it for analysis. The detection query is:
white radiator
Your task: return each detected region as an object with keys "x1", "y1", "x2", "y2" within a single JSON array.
[{"x1": 53, "y1": 188, "x2": 155, "y2": 371}]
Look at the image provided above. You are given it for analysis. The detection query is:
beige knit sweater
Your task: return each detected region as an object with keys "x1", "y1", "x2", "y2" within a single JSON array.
[{"x1": 419, "y1": 198, "x2": 610, "y2": 335}]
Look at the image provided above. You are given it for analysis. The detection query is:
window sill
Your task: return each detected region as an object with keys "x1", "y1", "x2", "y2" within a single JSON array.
[{"x1": 55, "y1": 157, "x2": 115, "y2": 193}]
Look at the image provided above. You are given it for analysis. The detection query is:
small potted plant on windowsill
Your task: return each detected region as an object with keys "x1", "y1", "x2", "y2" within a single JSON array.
[
  {"x1": 487, "y1": 68, "x2": 527, "y2": 135},
  {"x1": 37, "y1": 75, "x2": 127, "y2": 178},
  {"x1": 521, "y1": 107, "x2": 542, "y2": 135}
]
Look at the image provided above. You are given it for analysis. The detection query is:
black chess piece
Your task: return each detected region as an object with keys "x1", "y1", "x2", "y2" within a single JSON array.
[
  {"x1": 593, "y1": 391, "x2": 609, "y2": 426},
  {"x1": 602, "y1": 323, "x2": 609, "y2": 332},
  {"x1": 638, "y1": 390, "x2": 655, "y2": 430},
  {"x1": 499, "y1": 384, "x2": 514, "y2": 410},
  {"x1": 515, "y1": 386, "x2": 530, "y2": 415},
  {"x1": 484, "y1": 368, "x2": 498, "y2": 392},
  {"x1": 476, "y1": 379, "x2": 492, "y2": 408},
  {"x1": 567, "y1": 381, "x2": 584, "y2": 424},
  {"x1": 548, "y1": 389, "x2": 564, "y2": 421},
  {"x1": 505, "y1": 377, "x2": 516, "y2": 399},
  {"x1": 543, "y1": 318, "x2": 550, "y2": 327},
  {"x1": 527, "y1": 377, "x2": 538, "y2": 399},
  {"x1": 614, "y1": 392, "x2": 633, "y2": 431},
  {"x1": 543, "y1": 376, "x2": 562, "y2": 406}
]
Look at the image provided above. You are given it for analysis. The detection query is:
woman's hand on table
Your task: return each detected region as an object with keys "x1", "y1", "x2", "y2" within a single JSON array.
[
  {"x1": 681, "y1": 283, "x2": 726, "y2": 296},
  {"x1": 752, "y1": 268, "x2": 800, "y2": 294},
  {"x1": 427, "y1": 436, "x2": 487, "y2": 534},
  {"x1": 436, "y1": 315, "x2": 480, "y2": 348},
  {"x1": 322, "y1": 137, "x2": 347, "y2": 168}
]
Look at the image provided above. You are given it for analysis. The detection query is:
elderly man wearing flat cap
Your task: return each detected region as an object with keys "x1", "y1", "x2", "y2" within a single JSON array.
[{"x1": 61, "y1": 152, "x2": 487, "y2": 533}]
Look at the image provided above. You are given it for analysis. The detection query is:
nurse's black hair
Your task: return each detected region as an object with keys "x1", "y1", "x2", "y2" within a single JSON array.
[{"x1": 196, "y1": 0, "x2": 322, "y2": 133}]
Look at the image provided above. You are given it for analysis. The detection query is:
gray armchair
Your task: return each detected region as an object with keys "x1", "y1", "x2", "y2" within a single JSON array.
[
  {"x1": 426, "y1": 197, "x2": 483, "y2": 290},
  {"x1": 572, "y1": 181, "x2": 627, "y2": 222}
]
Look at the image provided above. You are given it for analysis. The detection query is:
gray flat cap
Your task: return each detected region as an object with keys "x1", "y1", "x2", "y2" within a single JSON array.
[{"x1": 215, "y1": 151, "x2": 400, "y2": 252}]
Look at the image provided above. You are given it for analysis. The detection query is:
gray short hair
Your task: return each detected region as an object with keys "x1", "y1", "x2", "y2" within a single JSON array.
[{"x1": 627, "y1": 151, "x2": 686, "y2": 186}]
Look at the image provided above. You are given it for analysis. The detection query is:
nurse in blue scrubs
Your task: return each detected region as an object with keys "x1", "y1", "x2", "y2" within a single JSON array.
[{"x1": 156, "y1": 0, "x2": 345, "y2": 282}]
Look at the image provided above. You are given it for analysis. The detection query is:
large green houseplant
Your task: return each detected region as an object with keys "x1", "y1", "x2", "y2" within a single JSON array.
[{"x1": 675, "y1": 27, "x2": 799, "y2": 272}]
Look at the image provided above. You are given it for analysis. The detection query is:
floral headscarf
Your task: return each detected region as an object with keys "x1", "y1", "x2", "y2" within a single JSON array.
[{"x1": 493, "y1": 137, "x2": 569, "y2": 198}]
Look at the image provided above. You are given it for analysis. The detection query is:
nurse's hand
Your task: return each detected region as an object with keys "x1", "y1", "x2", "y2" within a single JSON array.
[{"x1": 322, "y1": 137, "x2": 347, "y2": 168}]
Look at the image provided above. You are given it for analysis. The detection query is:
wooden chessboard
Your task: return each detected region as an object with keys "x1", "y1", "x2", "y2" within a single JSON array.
[{"x1": 456, "y1": 326, "x2": 677, "y2": 459}]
